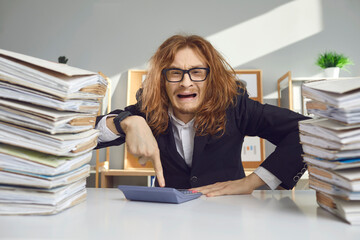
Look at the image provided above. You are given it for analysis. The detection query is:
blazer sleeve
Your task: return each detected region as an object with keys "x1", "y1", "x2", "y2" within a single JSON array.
[
  {"x1": 235, "y1": 89, "x2": 310, "y2": 189},
  {"x1": 95, "y1": 103, "x2": 145, "y2": 149}
]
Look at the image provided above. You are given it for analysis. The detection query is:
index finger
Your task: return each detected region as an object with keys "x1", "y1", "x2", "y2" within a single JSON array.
[{"x1": 152, "y1": 153, "x2": 165, "y2": 187}]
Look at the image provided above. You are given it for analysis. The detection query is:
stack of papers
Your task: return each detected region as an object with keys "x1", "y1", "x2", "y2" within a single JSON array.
[
  {"x1": 0, "y1": 49, "x2": 107, "y2": 215},
  {"x1": 316, "y1": 191, "x2": 360, "y2": 225},
  {"x1": 299, "y1": 78, "x2": 360, "y2": 224},
  {"x1": 302, "y1": 77, "x2": 360, "y2": 124}
]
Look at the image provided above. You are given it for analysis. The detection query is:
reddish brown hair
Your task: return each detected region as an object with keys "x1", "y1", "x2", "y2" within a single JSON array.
[{"x1": 141, "y1": 34, "x2": 240, "y2": 136}]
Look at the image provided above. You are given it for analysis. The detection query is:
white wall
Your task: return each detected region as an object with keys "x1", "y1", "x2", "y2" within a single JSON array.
[{"x1": 1, "y1": 0, "x2": 359, "y2": 169}]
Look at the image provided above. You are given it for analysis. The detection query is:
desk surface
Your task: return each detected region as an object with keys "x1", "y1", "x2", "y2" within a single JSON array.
[{"x1": 0, "y1": 189, "x2": 359, "y2": 239}]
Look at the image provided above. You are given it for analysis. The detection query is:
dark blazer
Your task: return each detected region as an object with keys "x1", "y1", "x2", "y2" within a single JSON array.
[{"x1": 96, "y1": 89, "x2": 309, "y2": 189}]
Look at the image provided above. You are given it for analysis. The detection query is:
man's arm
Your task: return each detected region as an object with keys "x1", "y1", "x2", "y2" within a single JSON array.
[
  {"x1": 105, "y1": 115, "x2": 165, "y2": 187},
  {"x1": 191, "y1": 173, "x2": 265, "y2": 197}
]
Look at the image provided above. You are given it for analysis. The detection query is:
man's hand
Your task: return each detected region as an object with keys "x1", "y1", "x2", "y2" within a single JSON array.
[
  {"x1": 191, "y1": 173, "x2": 265, "y2": 197},
  {"x1": 107, "y1": 115, "x2": 165, "y2": 187}
]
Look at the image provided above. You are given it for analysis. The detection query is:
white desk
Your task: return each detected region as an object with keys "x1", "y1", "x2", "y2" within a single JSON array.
[{"x1": 1, "y1": 189, "x2": 359, "y2": 239}]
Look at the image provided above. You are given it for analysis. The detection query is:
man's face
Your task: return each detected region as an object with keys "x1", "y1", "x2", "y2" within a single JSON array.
[{"x1": 165, "y1": 47, "x2": 208, "y2": 123}]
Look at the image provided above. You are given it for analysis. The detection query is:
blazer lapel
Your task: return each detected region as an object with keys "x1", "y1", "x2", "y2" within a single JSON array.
[
  {"x1": 191, "y1": 134, "x2": 209, "y2": 169},
  {"x1": 158, "y1": 122, "x2": 190, "y2": 172}
]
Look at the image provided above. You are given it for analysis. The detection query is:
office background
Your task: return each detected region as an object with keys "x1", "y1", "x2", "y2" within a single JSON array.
[{"x1": 1, "y1": 0, "x2": 359, "y2": 185}]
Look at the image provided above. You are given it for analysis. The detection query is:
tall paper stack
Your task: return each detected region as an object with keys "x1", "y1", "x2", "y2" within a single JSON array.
[
  {"x1": 0, "y1": 49, "x2": 107, "y2": 215},
  {"x1": 299, "y1": 77, "x2": 360, "y2": 225}
]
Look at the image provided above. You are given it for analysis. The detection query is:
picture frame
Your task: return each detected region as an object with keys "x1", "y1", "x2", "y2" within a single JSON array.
[{"x1": 235, "y1": 69, "x2": 265, "y2": 169}]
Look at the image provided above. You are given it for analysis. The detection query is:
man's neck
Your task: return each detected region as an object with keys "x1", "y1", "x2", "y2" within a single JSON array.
[
  {"x1": 175, "y1": 114, "x2": 194, "y2": 124},
  {"x1": 168, "y1": 107, "x2": 195, "y2": 124}
]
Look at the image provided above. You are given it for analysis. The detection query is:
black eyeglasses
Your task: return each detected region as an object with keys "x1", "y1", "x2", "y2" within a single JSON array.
[{"x1": 162, "y1": 67, "x2": 210, "y2": 82}]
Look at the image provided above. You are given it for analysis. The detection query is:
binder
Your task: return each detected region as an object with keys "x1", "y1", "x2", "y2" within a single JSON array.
[
  {"x1": 316, "y1": 191, "x2": 360, "y2": 224},
  {"x1": 309, "y1": 176, "x2": 360, "y2": 200},
  {"x1": 0, "y1": 122, "x2": 99, "y2": 156},
  {"x1": 0, "y1": 99, "x2": 96, "y2": 134},
  {"x1": 303, "y1": 154, "x2": 360, "y2": 170},
  {"x1": 0, "y1": 48, "x2": 107, "y2": 99},
  {"x1": 308, "y1": 165, "x2": 360, "y2": 191},
  {"x1": 0, "y1": 164, "x2": 90, "y2": 189},
  {"x1": 302, "y1": 143, "x2": 360, "y2": 160},
  {"x1": 302, "y1": 77, "x2": 360, "y2": 108},
  {"x1": 0, "y1": 144, "x2": 92, "y2": 176}
]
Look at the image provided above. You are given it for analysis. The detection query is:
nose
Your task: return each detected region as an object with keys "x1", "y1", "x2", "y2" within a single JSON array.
[{"x1": 180, "y1": 72, "x2": 193, "y2": 87}]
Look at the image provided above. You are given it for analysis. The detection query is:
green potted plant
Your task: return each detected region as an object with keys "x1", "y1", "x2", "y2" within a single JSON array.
[{"x1": 316, "y1": 51, "x2": 353, "y2": 78}]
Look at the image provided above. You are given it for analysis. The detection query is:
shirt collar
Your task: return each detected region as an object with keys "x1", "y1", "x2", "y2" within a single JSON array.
[{"x1": 168, "y1": 107, "x2": 195, "y2": 127}]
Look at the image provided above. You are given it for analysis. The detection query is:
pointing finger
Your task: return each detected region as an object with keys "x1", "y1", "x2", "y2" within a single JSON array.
[{"x1": 152, "y1": 153, "x2": 165, "y2": 187}]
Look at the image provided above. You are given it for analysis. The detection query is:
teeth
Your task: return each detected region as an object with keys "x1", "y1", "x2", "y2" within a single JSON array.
[{"x1": 178, "y1": 93, "x2": 197, "y2": 98}]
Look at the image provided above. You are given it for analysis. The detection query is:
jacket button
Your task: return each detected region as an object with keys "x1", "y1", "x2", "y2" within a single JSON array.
[
  {"x1": 293, "y1": 176, "x2": 300, "y2": 182},
  {"x1": 190, "y1": 176, "x2": 198, "y2": 183}
]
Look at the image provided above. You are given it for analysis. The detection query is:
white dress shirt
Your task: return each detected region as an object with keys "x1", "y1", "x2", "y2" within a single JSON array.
[
  {"x1": 96, "y1": 113, "x2": 281, "y2": 189},
  {"x1": 97, "y1": 114, "x2": 118, "y2": 143}
]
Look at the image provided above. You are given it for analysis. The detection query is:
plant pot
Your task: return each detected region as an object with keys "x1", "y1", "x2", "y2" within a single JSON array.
[{"x1": 324, "y1": 67, "x2": 340, "y2": 78}]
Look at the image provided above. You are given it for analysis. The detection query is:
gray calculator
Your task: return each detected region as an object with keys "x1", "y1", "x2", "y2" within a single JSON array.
[{"x1": 118, "y1": 185, "x2": 202, "y2": 204}]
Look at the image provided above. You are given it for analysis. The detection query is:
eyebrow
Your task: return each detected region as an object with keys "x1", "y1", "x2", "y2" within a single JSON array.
[{"x1": 168, "y1": 65, "x2": 207, "y2": 69}]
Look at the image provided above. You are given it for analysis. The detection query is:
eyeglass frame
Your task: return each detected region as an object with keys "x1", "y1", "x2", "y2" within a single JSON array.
[{"x1": 162, "y1": 67, "x2": 210, "y2": 83}]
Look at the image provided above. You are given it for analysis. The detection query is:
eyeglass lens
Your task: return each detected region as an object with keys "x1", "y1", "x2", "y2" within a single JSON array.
[{"x1": 166, "y1": 68, "x2": 208, "y2": 82}]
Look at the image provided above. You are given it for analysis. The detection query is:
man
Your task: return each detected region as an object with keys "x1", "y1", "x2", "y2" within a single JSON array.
[{"x1": 96, "y1": 34, "x2": 308, "y2": 196}]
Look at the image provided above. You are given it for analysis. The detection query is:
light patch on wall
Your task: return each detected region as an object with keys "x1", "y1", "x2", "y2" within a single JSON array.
[{"x1": 206, "y1": 0, "x2": 323, "y2": 67}]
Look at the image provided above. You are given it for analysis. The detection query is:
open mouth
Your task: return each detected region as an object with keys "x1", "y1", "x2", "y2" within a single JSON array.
[{"x1": 177, "y1": 93, "x2": 197, "y2": 99}]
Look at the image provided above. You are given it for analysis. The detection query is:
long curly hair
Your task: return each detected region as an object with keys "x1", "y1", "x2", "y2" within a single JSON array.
[{"x1": 141, "y1": 34, "x2": 240, "y2": 137}]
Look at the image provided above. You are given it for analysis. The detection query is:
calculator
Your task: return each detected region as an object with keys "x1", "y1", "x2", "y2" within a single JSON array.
[{"x1": 117, "y1": 185, "x2": 202, "y2": 204}]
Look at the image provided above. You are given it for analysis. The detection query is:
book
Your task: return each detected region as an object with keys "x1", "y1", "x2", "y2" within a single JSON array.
[
  {"x1": 308, "y1": 165, "x2": 360, "y2": 191},
  {"x1": 316, "y1": 191, "x2": 360, "y2": 225},
  {"x1": 0, "y1": 98, "x2": 96, "y2": 134}
]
